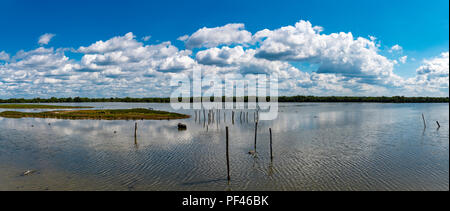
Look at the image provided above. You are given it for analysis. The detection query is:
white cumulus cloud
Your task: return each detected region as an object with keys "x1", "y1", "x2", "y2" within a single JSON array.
[
  {"x1": 389, "y1": 44, "x2": 403, "y2": 53},
  {"x1": 404, "y1": 52, "x2": 449, "y2": 96},
  {"x1": 142, "y1": 36, "x2": 151, "y2": 41},
  {"x1": 399, "y1": 56, "x2": 408, "y2": 64},
  {"x1": 38, "y1": 33, "x2": 56, "y2": 45},
  {"x1": 182, "y1": 23, "x2": 252, "y2": 49},
  {"x1": 253, "y1": 20, "x2": 399, "y2": 86},
  {"x1": 0, "y1": 51, "x2": 9, "y2": 61}
]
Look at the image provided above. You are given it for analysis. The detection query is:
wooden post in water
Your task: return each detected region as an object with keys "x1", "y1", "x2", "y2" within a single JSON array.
[
  {"x1": 226, "y1": 126, "x2": 230, "y2": 182},
  {"x1": 232, "y1": 111, "x2": 235, "y2": 125},
  {"x1": 422, "y1": 113, "x2": 427, "y2": 128},
  {"x1": 269, "y1": 128, "x2": 273, "y2": 161},
  {"x1": 134, "y1": 122, "x2": 138, "y2": 144},
  {"x1": 254, "y1": 120, "x2": 258, "y2": 153},
  {"x1": 436, "y1": 121, "x2": 441, "y2": 128},
  {"x1": 203, "y1": 110, "x2": 206, "y2": 128}
]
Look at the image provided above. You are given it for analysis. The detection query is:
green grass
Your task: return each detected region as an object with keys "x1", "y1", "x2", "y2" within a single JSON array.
[
  {"x1": 0, "y1": 104, "x2": 93, "y2": 109},
  {"x1": 0, "y1": 108, "x2": 190, "y2": 120}
]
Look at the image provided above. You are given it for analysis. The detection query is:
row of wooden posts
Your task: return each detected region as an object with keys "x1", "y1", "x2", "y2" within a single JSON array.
[
  {"x1": 133, "y1": 113, "x2": 439, "y2": 182},
  {"x1": 225, "y1": 123, "x2": 273, "y2": 182},
  {"x1": 132, "y1": 117, "x2": 270, "y2": 182},
  {"x1": 194, "y1": 109, "x2": 259, "y2": 125}
]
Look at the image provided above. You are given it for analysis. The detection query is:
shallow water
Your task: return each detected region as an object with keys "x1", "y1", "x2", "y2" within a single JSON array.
[{"x1": 0, "y1": 103, "x2": 448, "y2": 191}]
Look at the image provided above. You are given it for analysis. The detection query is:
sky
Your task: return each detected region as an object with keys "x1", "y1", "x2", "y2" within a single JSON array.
[{"x1": 0, "y1": 0, "x2": 448, "y2": 98}]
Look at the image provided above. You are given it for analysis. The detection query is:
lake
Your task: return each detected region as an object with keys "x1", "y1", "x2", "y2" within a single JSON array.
[{"x1": 0, "y1": 103, "x2": 448, "y2": 191}]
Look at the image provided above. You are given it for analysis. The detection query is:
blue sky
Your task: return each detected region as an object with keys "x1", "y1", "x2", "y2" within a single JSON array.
[{"x1": 0, "y1": 0, "x2": 448, "y2": 98}]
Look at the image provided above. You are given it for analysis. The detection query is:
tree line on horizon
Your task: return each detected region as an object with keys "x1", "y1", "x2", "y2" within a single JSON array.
[{"x1": 0, "y1": 96, "x2": 448, "y2": 104}]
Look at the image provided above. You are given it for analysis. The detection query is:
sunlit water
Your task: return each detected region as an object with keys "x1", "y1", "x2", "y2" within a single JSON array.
[{"x1": 0, "y1": 103, "x2": 448, "y2": 191}]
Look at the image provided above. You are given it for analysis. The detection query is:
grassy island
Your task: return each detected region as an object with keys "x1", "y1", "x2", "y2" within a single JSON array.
[
  {"x1": 0, "y1": 104, "x2": 93, "y2": 109},
  {"x1": 0, "y1": 108, "x2": 190, "y2": 120}
]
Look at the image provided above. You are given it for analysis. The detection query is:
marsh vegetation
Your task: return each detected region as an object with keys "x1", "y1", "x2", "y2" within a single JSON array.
[{"x1": 0, "y1": 108, "x2": 190, "y2": 120}]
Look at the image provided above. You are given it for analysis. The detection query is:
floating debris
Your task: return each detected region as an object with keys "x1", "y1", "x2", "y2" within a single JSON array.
[
  {"x1": 21, "y1": 170, "x2": 37, "y2": 176},
  {"x1": 178, "y1": 123, "x2": 187, "y2": 130}
]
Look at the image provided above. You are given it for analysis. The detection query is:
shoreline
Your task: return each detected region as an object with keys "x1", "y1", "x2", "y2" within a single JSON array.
[{"x1": 1, "y1": 96, "x2": 448, "y2": 104}]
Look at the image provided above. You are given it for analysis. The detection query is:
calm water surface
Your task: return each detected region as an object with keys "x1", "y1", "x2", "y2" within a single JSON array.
[{"x1": 0, "y1": 103, "x2": 448, "y2": 191}]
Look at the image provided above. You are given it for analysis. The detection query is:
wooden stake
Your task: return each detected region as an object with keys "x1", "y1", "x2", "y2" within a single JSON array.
[
  {"x1": 134, "y1": 122, "x2": 138, "y2": 144},
  {"x1": 208, "y1": 110, "x2": 211, "y2": 125},
  {"x1": 226, "y1": 126, "x2": 230, "y2": 181},
  {"x1": 254, "y1": 120, "x2": 258, "y2": 152},
  {"x1": 436, "y1": 121, "x2": 441, "y2": 128},
  {"x1": 422, "y1": 113, "x2": 427, "y2": 128},
  {"x1": 269, "y1": 128, "x2": 273, "y2": 161},
  {"x1": 232, "y1": 111, "x2": 235, "y2": 125}
]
